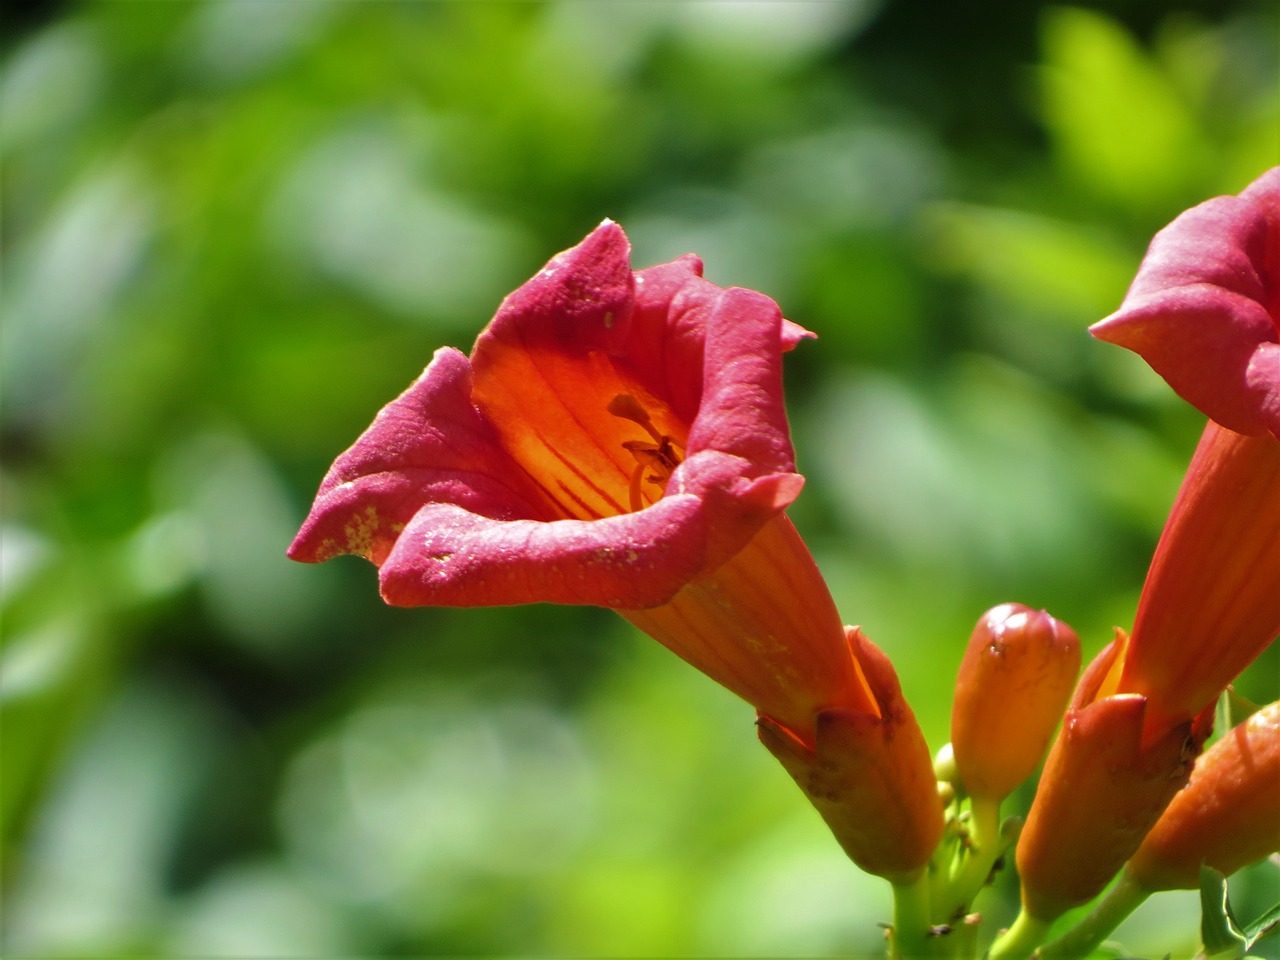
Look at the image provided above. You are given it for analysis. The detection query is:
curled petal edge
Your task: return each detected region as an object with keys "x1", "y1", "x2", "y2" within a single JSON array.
[{"x1": 377, "y1": 463, "x2": 803, "y2": 610}]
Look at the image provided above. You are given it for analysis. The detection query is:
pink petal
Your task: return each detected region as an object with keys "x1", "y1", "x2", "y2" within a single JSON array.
[
  {"x1": 287, "y1": 347, "x2": 546, "y2": 565},
  {"x1": 291, "y1": 220, "x2": 811, "y2": 609},
  {"x1": 1091, "y1": 167, "x2": 1280, "y2": 437},
  {"x1": 379, "y1": 495, "x2": 711, "y2": 608}
]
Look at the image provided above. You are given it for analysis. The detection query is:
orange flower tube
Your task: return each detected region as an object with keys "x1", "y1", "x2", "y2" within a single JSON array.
[
  {"x1": 1109, "y1": 422, "x2": 1280, "y2": 740},
  {"x1": 1027, "y1": 702, "x2": 1280, "y2": 960},
  {"x1": 1127, "y1": 700, "x2": 1280, "y2": 892},
  {"x1": 1014, "y1": 631, "x2": 1213, "y2": 922}
]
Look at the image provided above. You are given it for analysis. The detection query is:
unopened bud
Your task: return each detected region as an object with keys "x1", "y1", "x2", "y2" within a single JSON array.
[
  {"x1": 1015, "y1": 634, "x2": 1214, "y2": 921},
  {"x1": 934, "y1": 742, "x2": 958, "y2": 785},
  {"x1": 1127, "y1": 700, "x2": 1280, "y2": 891},
  {"x1": 951, "y1": 604, "x2": 1081, "y2": 801},
  {"x1": 758, "y1": 627, "x2": 945, "y2": 884}
]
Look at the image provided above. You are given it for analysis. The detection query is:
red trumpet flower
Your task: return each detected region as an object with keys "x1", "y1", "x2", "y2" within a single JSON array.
[{"x1": 289, "y1": 221, "x2": 876, "y2": 740}]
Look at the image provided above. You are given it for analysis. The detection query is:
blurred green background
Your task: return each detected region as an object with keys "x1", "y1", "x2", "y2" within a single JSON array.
[{"x1": 2, "y1": 1, "x2": 1277, "y2": 956}]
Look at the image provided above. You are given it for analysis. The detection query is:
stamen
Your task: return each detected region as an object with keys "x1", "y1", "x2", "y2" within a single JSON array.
[
  {"x1": 627, "y1": 460, "x2": 646, "y2": 513},
  {"x1": 611, "y1": 394, "x2": 685, "y2": 512},
  {"x1": 608, "y1": 393, "x2": 664, "y2": 444}
]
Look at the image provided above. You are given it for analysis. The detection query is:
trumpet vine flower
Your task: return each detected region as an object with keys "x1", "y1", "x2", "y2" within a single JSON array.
[
  {"x1": 1031, "y1": 701, "x2": 1280, "y2": 960},
  {"x1": 289, "y1": 221, "x2": 877, "y2": 742},
  {"x1": 1089, "y1": 167, "x2": 1280, "y2": 736},
  {"x1": 1013, "y1": 630, "x2": 1214, "y2": 923},
  {"x1": 951, "y1": 603, "x2": 1080, "y2": 803},
  {"x1": 1010, "y1": 167, "x2": 1280, "y2": 932}
]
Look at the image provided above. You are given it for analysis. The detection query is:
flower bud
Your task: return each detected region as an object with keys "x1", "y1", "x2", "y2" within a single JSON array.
[
  {"x1": 1015, "y1": 632, "x2": 1213, "y2": 921},
  {"x1": 758, "y1": 627, "x2": 945, "y2": 884},
  {"x1": 951, "y1": 604, "x2": 1080, "y2": 801},
  {"x1": 1127, "y1": 700, "x2": 1280, "y2": 891}
]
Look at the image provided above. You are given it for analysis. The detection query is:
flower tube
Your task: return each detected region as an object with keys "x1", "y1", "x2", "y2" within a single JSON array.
[
  {"x1": 1128, "y1": 700, "x2": 1280, "y2": 892},
  {"x1": 1031, "y1": 702, "x2": 1280, "y2": 960},
  {"x1": 1013, "y1": 631, "x2": 1214, "y2": 924}
]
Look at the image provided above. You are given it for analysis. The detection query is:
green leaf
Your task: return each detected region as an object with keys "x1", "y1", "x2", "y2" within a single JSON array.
[
  {"x1": 1217, "y1": 689, "x2": 1263, "y2": 734},
  {"x1": 1038, "y1": 7, "x2": 1213, "y2": 213},
  {"x1": 1239, "y1": 898, "x2": 1280, "y2": 950}
]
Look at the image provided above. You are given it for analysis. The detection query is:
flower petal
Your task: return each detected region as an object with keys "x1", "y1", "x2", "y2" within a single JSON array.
[
  {"x1": 287, "y1": 346, "x2": 548, "y2": 565},
  {"x1": 476, "y1": 219, "x2": 637, "y2": 357},
  {"x1": 379, "y1": 495, "x2": 712, "y2": 608},
  {"x1": 292, "y1": 220, "x2": 811, "y2": 611},
  {"x1": 1091, "y1": 168, "x2": 1280, "y2": 437}
]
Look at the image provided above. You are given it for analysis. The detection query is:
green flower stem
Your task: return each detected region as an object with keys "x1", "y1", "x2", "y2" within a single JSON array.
[
  {"x1": 986, "y1": 909, "x2": 1049, "y2": 960},
  {"x1": 1035, "y1": 869, "x2": 1150, "y2": 960},
  {"x1": 891, "y1": 872, "x2": 940, "y2": 959},
  {"x1": 953, "y1": 912, "x2": 981, "y2": 960},
  {"x1": 937, "y1": 795, "x2": 1003, "y2": 921}
]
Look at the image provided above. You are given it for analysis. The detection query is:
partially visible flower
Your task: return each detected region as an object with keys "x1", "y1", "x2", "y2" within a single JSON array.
[
  {"x1": 1087, "y1": 166, "x2": 1280, "y2": 739},
  {"x1": 950, "y1": 604, "x2": 1080, "y2": 802},
  {"x1": 1127, "y1": 700, "x2": 1280, "y2": 892},
  {"x1": 759, "y1": 627, "x2": 945, "y2": 884},
  {"x1": 289, "y1": 221, "x2": 875, "y2": 742},
  {"x1": 1016, "y1": 171, "x2": 1280, "y2": 923},
  {"x1": 1021, "y1": 700, "x2": 1280, "y2": 960},
  {"x1": 1081, "y1": 170, "x2": 1280, "y2": 911},
  {"x1": 1015, "y1": 420, "x2": 1280, "y2": 920},
  {"x1": 1091, "y1": 167, "x2": 1279, "y2": 439}
]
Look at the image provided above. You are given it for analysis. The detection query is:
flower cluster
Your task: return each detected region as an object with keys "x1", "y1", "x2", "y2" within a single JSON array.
[
  {"x1": 1010, "y1": 167, "x2": 1280, "y2": 937},
  {"x1": 291, "y1": 166, "x2": 1279, "y2": 960}
]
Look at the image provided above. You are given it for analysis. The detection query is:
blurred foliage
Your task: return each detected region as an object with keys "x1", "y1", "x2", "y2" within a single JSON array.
[{"x1": 1, "y1": 1, "x2": 1277, "y2": 957}]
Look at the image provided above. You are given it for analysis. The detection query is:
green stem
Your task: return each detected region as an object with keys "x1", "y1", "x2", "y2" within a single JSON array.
[
  {"x1": 1035, "y1": 870, "x2": 1150, "y2": 960},
  {"x1": 953, "y1": 913, "x2": 982, "y2": 960},
  {"x1": 938, "y1": 795, "x2": 1003, "y2": 921},
  {"x1": 986, "y1": 909, "x2": 1050, "y2": 960},
  {"x1": 890, "y1": 872, "x2": 938, "y2": 959}
]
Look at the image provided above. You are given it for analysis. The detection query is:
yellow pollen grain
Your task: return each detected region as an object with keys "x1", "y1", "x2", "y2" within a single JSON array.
[{"x1": 342, "y1": 504, "x2": 382, "y2": 560}]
